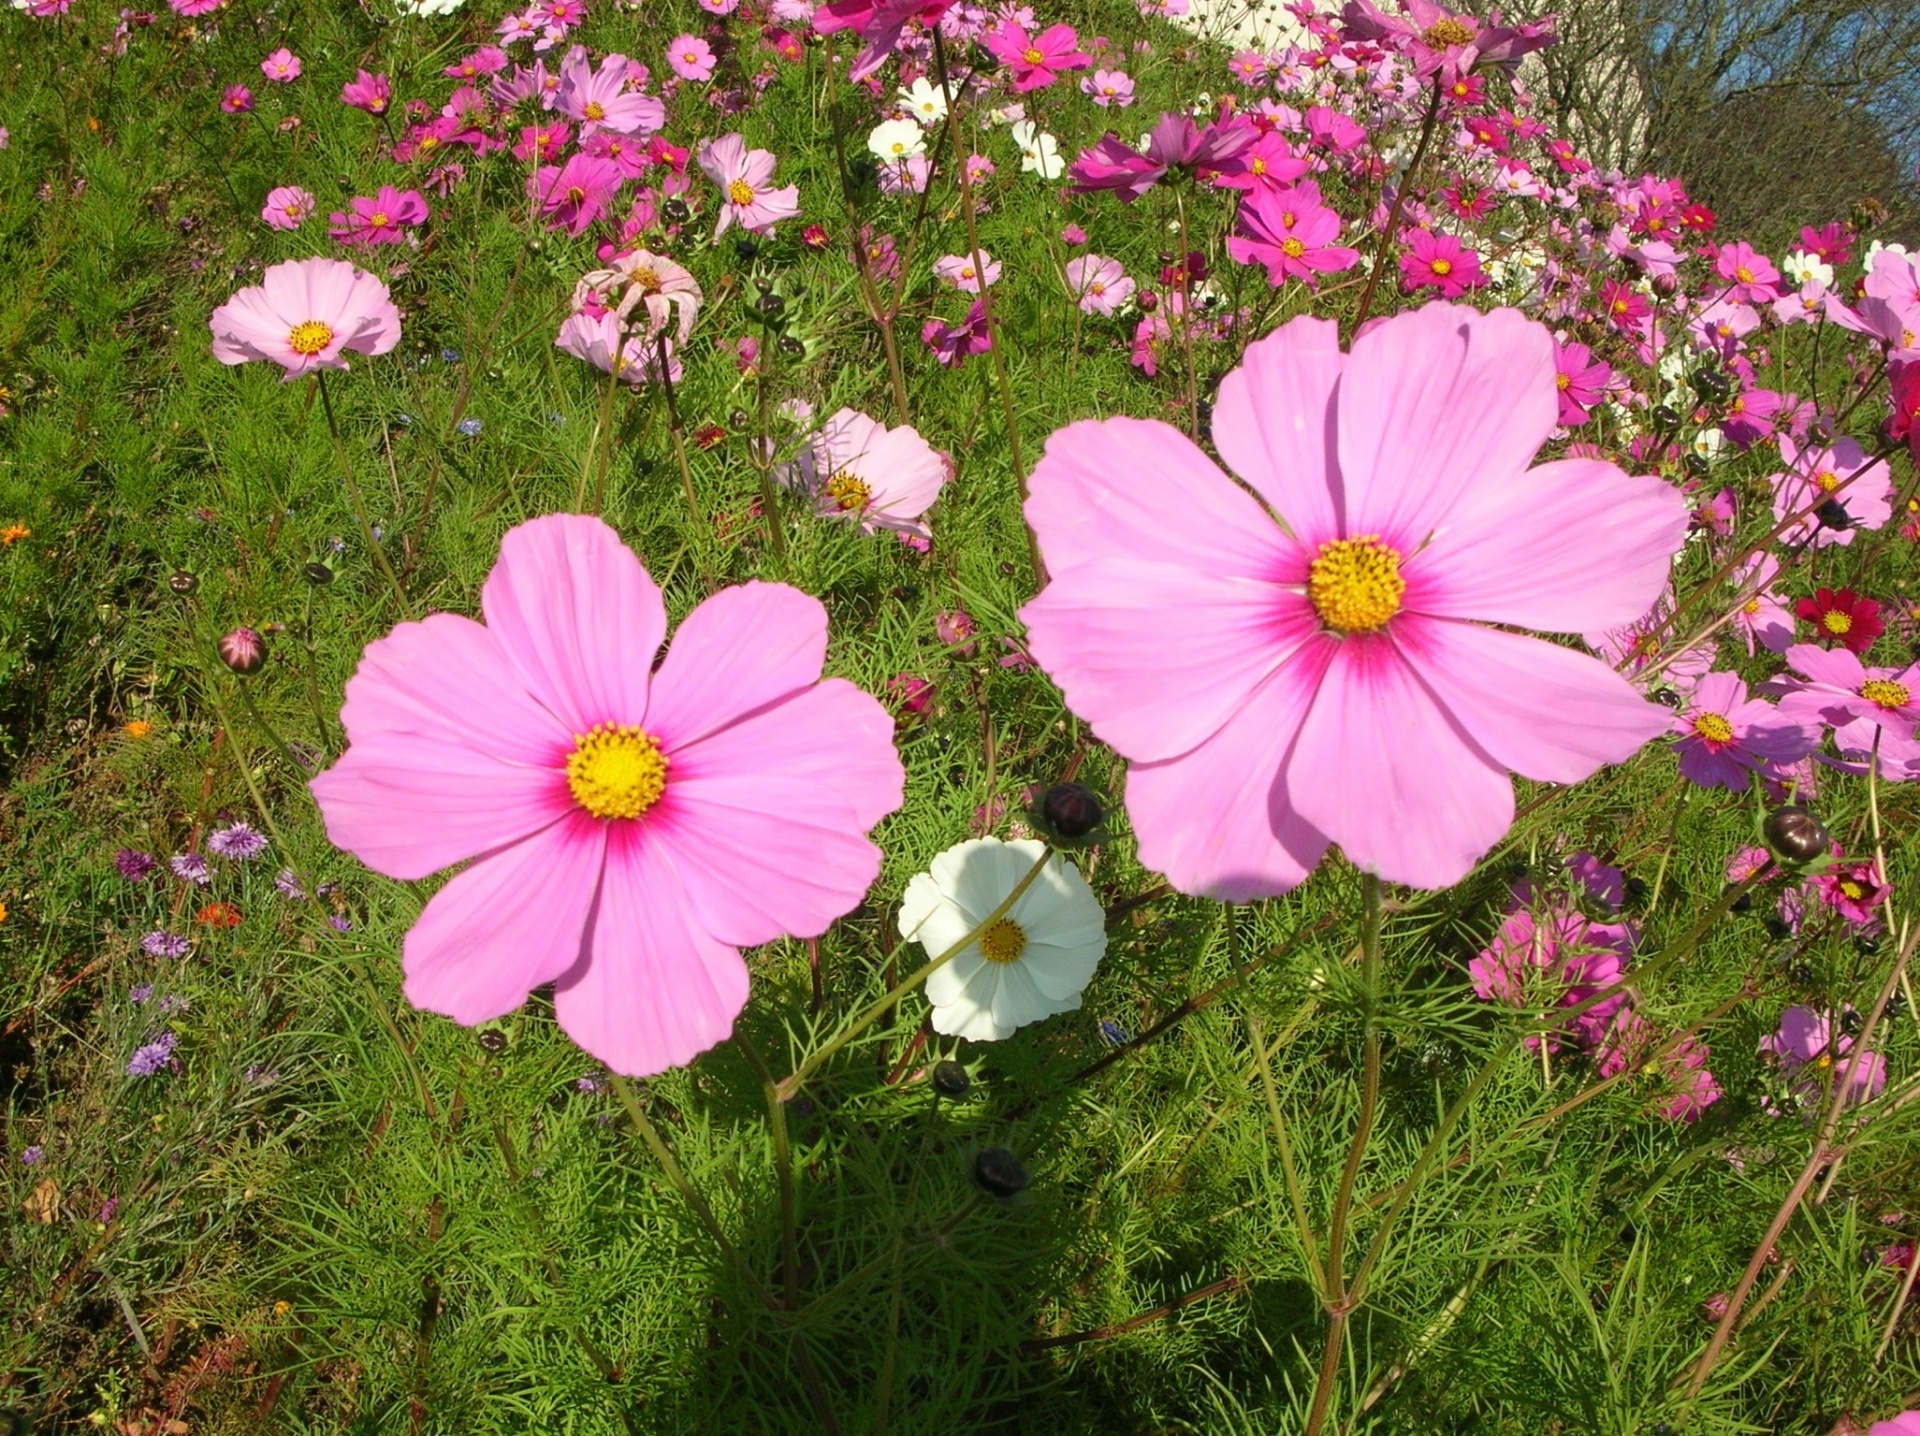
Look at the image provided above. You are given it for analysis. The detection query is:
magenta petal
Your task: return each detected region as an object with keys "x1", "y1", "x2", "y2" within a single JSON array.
[
  {"x1": 311, "y1": 613, "x2": 574, "y2": 880},
  {"x1": 1124, "y1": 643, "x2": 1333, "y2": 900},
  {"x1": 480, "y1": 514, "x2": 665, "y2": 732},
  {"x1": 1407, "y1": 458, "x2": 1688, "y2": 632},
  {"x1": 1335, "y1": 304, "x2": 1556, "y2": 545},
  {"x1": 1288, "y1": 635, "x2": 1514, "y2": 888},
  {"x1": 553, "y1": 826, "x2": 749, "y2": 1077},
  {"x1": 1397, "y1": 617, "x2": 1672, "y2": 784},
  {"x1": 646, "y1": 581, "x2": 828, "y2": 752},
  {"x1": 1212, "y1": 313, "x2": 1346, "y2": 544},
  {"x1": 402, "y1": 813, "x2": 605, "y2": 1026}
]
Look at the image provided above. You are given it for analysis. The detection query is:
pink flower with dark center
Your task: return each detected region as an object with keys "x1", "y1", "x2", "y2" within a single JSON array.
[
  {"x1": 1400, "y1": 229, "x2": 1485, "y2": 297},
  {"x1": 261, "y1": 185, "x2": 317, "y2": 231},
  {"x1": 1228, "y1": 181, "x2": 1358, "y2": 287},
  {"x1": 1551, "y1": 339, "x2": 1610, "y2": 426},
  {"x1": 698, "y1": 134, "x2": 800, "y2": 238},
  {"x1": 982, "y1": 22, "x2": 1090, "y2": 91},
  {"x1": 1065, "y1": 254, "x2": 1134, "y2": 315},
  {"x1": 787, "y1": 409, "x2": 949, "y2": 539},
  {"x1": 310, "y1": 515, "x2": 905, "y2": 1077},
  {"x1": 261, "y1": 48, "x2": 301, "y2": 82},
  {"x1": 667, "y1": 34, "x2": 716, "y2": 82},
  {"x1": 329, "y1": 186, "x2": 429, "y2": 247},
  {"x1": 341, "y1": 69, "x2": 391, "y2": 114},
  {"x1": 1671, "y1": 671, "x2": 1820, "y2": 792},
  {"x1": 922, "y1": 302, "x2": 991, "y2": 367},
  {"x1": 1018, "y1": 304, "x2": 1688, "y2": 896},
  {"x1": 529, "y1": 154, "x2": 625, "y2": 235},
  {"x1": 209, "y1": 257, "x2": 401, "y2": 381}
]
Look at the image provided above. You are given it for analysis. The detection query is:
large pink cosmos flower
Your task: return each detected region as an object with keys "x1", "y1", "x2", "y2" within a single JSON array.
[
  {"x1": 1228, "y1": 181, "x2": 1358, "y2": 287},
  {"x1": 311, "y1": 515, "x2": 905, "y2": 1076},
  {"x1": 1018, "y1": 304, "x2": 1688, "y2": 895},
  {"x1": 209, "y1": 257, "x2": 401, "y2": 381},
  {"x1": 981, "y1": 22, "x2": 1090, "y2": 91}
]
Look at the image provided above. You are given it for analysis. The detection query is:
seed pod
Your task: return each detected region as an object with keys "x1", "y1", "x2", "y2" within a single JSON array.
[
  {"x1": 932, "y1": 1059, "x2": 970, "y2": 1097},
  {"x1": 477, "y1": 1028, "x2": 507, "y2": 1054},
  {"x1": 168, "y1": 571, "x2": 199, "y2": 596},
  {"x1": 1652, "y1": 687, "x2": 1681, "y2": 708},
  {"x1": 660, "y1": 198, "x2": 691, "y2": 225},
  {"x1": 1762, "y1": 803, "x2": 1830, "y2": 864},
  {"x1": 219, "y1": 627, "x2": 266, "y2": 675},
  {"x1": 1040, "y1": 782, "x2": 1103, "y2": 838},
  {"x1": 973, "y1": 1146, "x2": 1028, "y2": 1198},
  {"x1": 777, "y1": 335, "x2": 806, "y2": 358},
  {"x1": 303, "y1": 562, "x2": 335, "y2": 587}
]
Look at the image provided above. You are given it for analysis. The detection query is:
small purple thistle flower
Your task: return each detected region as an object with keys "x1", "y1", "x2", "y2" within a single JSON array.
[
  {"x1": 275, "y1": 869, "x2": 307, "y2": 899},
  {"x1": 130, "y1": 983, "x2": 154, "y2": 1004},
  {"x1": 126, "y1": 1032, "x2": 177, "y2": 1078},
  {"x1": 116, "y1": 848, "x2": 159, "y2": 881},
  {"x1": 142, "y1": 932, "x2": 191, "y2": 958},
  {"x1": 207, "y1": 823, "x2": 268, "y2": 861},
  {"x1": 21, "y1": 1145, "x2": 44, "y2": 1166},
  {"x1": 98, "y1": 1198, "x2": 119, "y2": 1224},
  {"x1": 170, "y1": 853, "x2": 211, "y2": 886},
  {"x1": 328, "y1": 914, "x2": 353, "y2": 931}
]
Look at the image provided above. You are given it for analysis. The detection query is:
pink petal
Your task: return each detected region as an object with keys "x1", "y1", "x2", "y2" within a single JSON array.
[
  {"x1": 1287, "y1": 634, "x2": 1515, "y2": 888},
  {"x1": 1395, "y1": 617, "x2": 1672, "y2": 783},
  {"x1": 646, "y1": 581, "x2": 827, "y2": 751},
  {"x1": 1335, "y1": 303, "x2": 1557, "y2": 546},
  {"x1": 402, "y1": 813, "x2": 606, "y2": 1025},
  {"x1": 553, "y1": 826, "x2": 749, "y2": 1076},
  {"x1": 1124, "y1": 644, "x2": 1333, "y2": 900},
  {"x1": 480, "y1": 514, "x2": 664, "y2": 732},
  {"x1": 1211, "y1": 313, "x2": 1346, "y2": 544},
  {"x1": 1405, "y1": 458, "x2": 1688, "y2": 632},
  {"x1": 311, "y1": 613, "x2": 575, "y2": 879}
]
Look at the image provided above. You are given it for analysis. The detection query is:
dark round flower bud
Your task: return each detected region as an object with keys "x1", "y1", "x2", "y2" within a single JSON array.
[
  {"x1": 1730, "y1": 891, "x2": 1753, "y2": 913},
  {"x1": 486, "y1": 366, "x2": 505, "y2": 382},
  {"x1": 728, "y1": 409, "x2": 750, "y2": 430},
  {"x1": 1855, "y1": 933, "x2": 1881, "y2": 957},
  {"x1": 303, "y1": 562, "x2": 335, "y2": 587},
  {"x1": 219, "y1": 627, "x2": 266, "y2": 674},
  {"x1": 525, "y1": 236, "x2": 545, "y2": 255},
  {"x1": 168, "y1": 570, "x2": 199, "y2": 596},
  {"x1": 1682, "y1": 453, "x2": 1710, "y2": 478},
  {"x1": 1692, "y1": 368, "x2": 1730, "y2": 401},
  {"x1": 1763, "y1": 804, "x2": 1830, "y2": 864},
  {"x1": 973, "y1": 1146, "x2": 1028, "y2": 1198},
  {"x1": 1787, "y1": 959, "x2": 1814, "y2": 984},
  {"x1": 1652, "y1": 687, "x2": 1681, "y2": 708},
  {"x1": 477, "y1": 1028, "x2": 507, "y2": 1054},
  {"x1": 1136, "y1": 289, "x2": 1159, "y2": 313},
  {"x1": 1041, "y1": 782, "x2": 1103, "y2": 838},
  {"x1": 1764, "y1": 915, "x2": 1792, "y2": 940},
  {"x1": 969, "y1": 38, "x2": 998, "y2": 70},
  {"x1": 1650, "y1": 404, "x2": 1680, "y2": 430},
  {"x1": 661, "y1": 198, "x2": 691, "y2": 225},
  {"x1": 777, "y1": 335, "x2": 806, "y2": 358},
  {"x1": 1840, "y1": 1007, "x2": 1864, "y2": 1035},
  {"x1": 931, "y1": 1059, "x2": 970, "y2": 1097},
  {"x1": 1623, "y1": 875, "x2": 1649, "y2": 906},
  {"x1": 1886, "y1": 992, "x2": 1909, "y2": 1021},
  {"x1": 753, "y1": 292, "x2": 786, "y2": 321},
  {"x1": 733, "y1": 236, "x2": 761, "y2": 262},
  {"x1": 1815, "y1": 498, "x2": 1852, "y2": 531}
]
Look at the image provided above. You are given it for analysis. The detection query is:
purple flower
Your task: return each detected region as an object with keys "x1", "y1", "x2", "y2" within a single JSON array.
[
  {"x1": 328, "y1": 914, "x2": 354, "y2": 932},
  {"x1": 21, "y1": 1145, "x2": 44, "y2": 1166},
  {"x1": 143, "y1": 932, "x2": 191, "y2": 958},
  {"x1": 275, "y1": 869, "x2": 307, "y2": 899},
  {"x1": 244, "y1": 1063, "x2": 280, "y2": 1086},
  {"x1": 126, "y1": 1033, "x2": 178, "y2": 1078},
  {"x1": 171, "y1": 853, "x2": 211, "y2": 886},
  {"x1": 207, "y1": 822, "x2": 269, "y2": 861},
  {"x1": 159, "y1": 994, "x2": 191, "y2": 1016},
  {"x1": 115, "y1": 848, "x2": 159, "y2": 880},
  {"x1": 130, "y1": 983, "x2": 154, "y2": 1004},
  {"x1": 98, "y1": 1198, "x2": 119, "y2": 1224},
  {"x1": 575, "y1": 1074, "x2": 607, "y2": 1094},
  {"x1": 921, "y1": 301, "x2": 992, "y2": 367}
]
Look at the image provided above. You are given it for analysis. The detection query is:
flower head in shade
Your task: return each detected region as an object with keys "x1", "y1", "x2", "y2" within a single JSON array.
[
  {"x1": 126, "y1": 1033, "x2": 178, "y2": 1078},
  {"x1": 783, "y1": 408, "x2": 949, "y2": 540},
  {"x1": 1868, "y1": 1410, "x2": 1920, "y2": 1436},
  {"x1": 309, "y1": 515, "x2": 905, "y2": 1077},
  {"x1": 554, "y1": 311, "x2": 673, "y2": 386},
  {"x1": 330, "y1": 186, "x2": 430, "y2": 247},
  {"x1": 209, "y1": 257, "x2": 402, "y2": 381},
  {"x1": 262, "y1": 185, "x2": 317, "y2": 231},
  {"x1": 698, "y1": 134, "x2": 800, "y2": 238},
  {"x1": 1018, "y1": 304, "x2": 1688, "y2": 897},
  {"x1": 116, "y1": 848, "x2": 159, "y2": 881},
  {"x1": 899, "y1": 837, "x2": 1106, "y2": 1042},
  {"x1": 1597, "y1": 1012, "x2": 1720, "y2": 1121},
  {"x1": 1762, "y1": 1005, "x2": 1886, "y2": 1112},
  {"x1": 207, "y1": 822, "x2": 269, "y2": 861},
  {"x1": 1469, "y1": 905, "x2": 1632, "y2": 1053},
  {"x1": 981, "y1": 22, "x2": 1090, "y2": 92},
  {"x1": 922, "y1": 302, "x2": 991, "y2": 367},
  {"x1": 1671, "y1": 672, "x2": 1821, "y2": 792}
]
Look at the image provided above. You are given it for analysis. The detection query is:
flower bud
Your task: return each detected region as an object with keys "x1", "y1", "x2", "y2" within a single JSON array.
[
  {"x1": 932, "y1": 1059, "x2": 971, "y2": 1097},
  {"x1": 1815, "y1": 499, "x2": 1852, "y2": 531},
  {"x1": 777, "y1": 335, "x2": 806, "y2": 358},
  {"x1": 1136, "y1": 289, "x2": 1159, "y2": 313},
  {"x1": 1041, "y1": 782, "x2": 1104, "y2": 838},
  {"x1": 1650, "y1": 404, "x2": 1680, "y2": 430},
  {"x1": 661, "y1": 198, "x2": 691, "y2": 226},
  {"x1": 1692, "y1": 368, "x2": 1730, "y2": 401},
  {"x1": 1762, "y1": 803, "x2": 1829, "y2": 864},
  {"x1": 219, "y1": 627, "x2": 267, "y2": 675},
  {"x1": 973, "y1": 1146, "x2": 1028, "y2": 1198},
  {"x1": 168, "y1": 570, "x2": 199, "y2": 596},
  {"x1": 303, "y1": 562, "x2": 335, "y2": 586}
]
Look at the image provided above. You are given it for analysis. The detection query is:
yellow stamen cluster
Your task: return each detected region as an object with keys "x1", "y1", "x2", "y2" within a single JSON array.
[
  {"x1": 1861, "y1": 679, "x2": 1911, "y2": 709},
  {"x1": 824, "y1": 471, "x2": 871, "y2": 512},
  {"x1": 979, "y1": 918, "x2": 1028, "y2": 964},
  {"x1": 1281, "y1": 237, "x2": 1306, "y2": 259},
  {"x1": 1430, "y1": 258, "x2": 1453, "y2": 276},
  {"x1": 1308, "y1": 535, "x2": 1405, "y2": 634},
  {"x1": 288, "y1": 320, "x2": 334, "y2": 355},
  {"x1": 1814, "y1": 470, "x2": 1841, "y2": 493},
  {"x1": 1022, "y1": 46, "x2": 1045, "y2": 63},
  {"x1": 727, "y1": 178, "x2": 755, "y2": 206},
  {"x1": 1839, "y1": 880, "x2": 1866, "y2": 901},
  {"x1": 1421, "y1": 16, "x2": 1475, "y2": 46},
  {"x1": 1693, "y1": 712, "x2": 1735, "y2": 744},
  {"x1": 584, "y1": 100, "x2": 605, "y2": 121},
  {"x1": 566, "y1": 723, "x2": 668, "y2": 820},
  {"x1": 1822, "y1": 611, "x2": 1854, "y2": 635}
]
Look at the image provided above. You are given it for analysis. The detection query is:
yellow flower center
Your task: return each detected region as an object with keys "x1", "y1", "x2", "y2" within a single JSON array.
[
  {"x1": 419, "y1": 134, "x2": 440, "y2": 153},
  {"x1": 727, "y1": 178, "x2": 755, "y2": 206},
  {"x1": 1822, "y1": 611, "x2": 1853, "y2": 635},
  {"x1": 979, "y1": 917, "x2": 1027, "y2": 964},
  {"x1": 1251, "y1": 157, "x2": 1267, "y2": 175},
  {"x1": 1861, "y1": 679, "x2": 1910, "y2": 709},
  {"x1": 1815, "y1": 470, "x2": 1840, "y2": 493},
  {"x1": 1815, "y1": 1053, "x2": 1833, "y2": 1070},
  {"x1": 1422, "y1": 16, "x2": 1475, "y2": 46},
  {"x1": 630, "y1": 265, "x2": 661, "y2": 292},
  {"x1": 1022, "y1": 46, "x2": 1044, "y2": 64},
  {"x1": 1308, "y1": 535, "x2": 1405, "y2": 634},
  {"x1": 1556, "y1": 372, "x2": 1571, "y2": 390},
  {"x1": 288, "y1": 320, "x2": 334, "y2": 355},
  {"x1": 1743, "y1": 597, "x2": 1760, "y2": 614},
  {"x1": 1693, "y1": 712, "x2": 1734, "y2": 744},
  {"x1": 584, "y1": 100, "x2": 605, "y2": 120},
  {"x1": 566, "y1": 723, "x2": 668, "y2": 820},
  {"x1": 1839, "y1": 880, "x2": 1865, "y2": 900},
  {"x1": 1736, "y1": 265, "x2": 1754, "y2": 283},
  {"x1": 1282, "y1": 237, "x2": 1305, "y2": 258},
  {"x1": 1430, "y1": 258, "x2": 1453, "y2": 276},
  {"x1": 824, "y1": 471, "x2": 871, "y2": 512}
]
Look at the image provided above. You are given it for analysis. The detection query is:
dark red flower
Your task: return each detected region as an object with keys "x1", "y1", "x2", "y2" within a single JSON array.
[{"x1": 1795, "y1": 587, "x2": 1884, "y2": 654}]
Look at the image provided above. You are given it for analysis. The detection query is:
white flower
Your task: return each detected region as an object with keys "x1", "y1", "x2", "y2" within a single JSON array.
[
  {"x1": 396, "y1": 0, "x2": 467, "y2": 14},
  {"x1": 901, "y1": 838, "x2": 1106, "y2": 1042},
  {"x1": 868, "y1": 117, "x2": 926, "y2": 163},
  {"x1": 898, "y1": 78, "x2": 948, "y2": 127},
  {"x1": 1692, "y1": 427, "x2": 1724, "y2": 461},
  {"x1": 1011, "y1": 120, "x2": 1063, "y2": 181},
  {"x1": 1781, "y1": 250, "x2": 1833, "y2": 288},
  {"x1": 1867, "y1": 239, "x2": 1910, "y2": 265}
]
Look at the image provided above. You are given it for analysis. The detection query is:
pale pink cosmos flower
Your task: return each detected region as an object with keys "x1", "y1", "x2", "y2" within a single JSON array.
[
  {"x1": 1065, "y1": 254, "x2": 1134, "y2": 315},
  {"x1": 1762, "y1": 1005, "x2": 1886, "y2": 1112},
  {"x1": 169, "y1": 0, "x2": 224, "y2": 15},
  {"x1": 1671, "y1": 671, "x2": 1820, "y2": 792},
  {"x1": 555, "y1": 311, "x2": 673, "y2": 386},
  {"x1": 934, "y1": 251, "x2": 1000, "y2": 292},
  {"x1": 261, "y1": 47, "x2": 302, "y2": 82},
  {"x1": 697, "y1": 134, "x2": 800, "y2": 238},
  {"x1": 783, "y1": 409, "x2": 948, "y2": 539},
  {"x1": 557, "y1": 50, "x2": 664, "y2": 137},
  {"x1": 261, "y1": 185, "x2": 317, "y2": 231},
  {"x1": 1081, "y1": 69, "x2": 1135, "y2": 106},
  {"x1": 1730, "y1": 554, "x2": 1795, "y2": 656},
  {"x1": 1770, "y1": 434, "x2": 1893, "y2": 547},
  {"x1": 311, "y1": 515, "x2": 904, "y2": 1077},
  {"x1": 573, "y1": 249, "x2": 702, "y2": 344},
  {"x1": 209, "y1": 257, "x2": 401, "y2": 381},
  {"x1": 667, "y1": 34, "x2": 716, "y2": 82},
  {"x1": 1019, "y1": 304, "x2": 1689, "y2": 896}
]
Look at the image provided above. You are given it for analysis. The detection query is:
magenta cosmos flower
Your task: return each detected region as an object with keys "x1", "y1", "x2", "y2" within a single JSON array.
[
  {"x1": 1018, "y1": 304, "x2": 1689, "y2": 895},
  {"x1": 666, "y1": 34, "x2": 716, "y2": 82},
  {"x1": 261, "y1": 47, "x2": 301, "y2": 82},
  {"x1": 981, "y1": 22, "x2": 1090, "y2": 91},
  {"x1": 699, "y1": 134, "x2": 801, "y2": 238},
  {"x1": 311, "y1": 515, "x2": 905, "y2": 1076},
  {"x1": 329, "y1": 186, "x2": 430, "y2": 247},
  {"x1": 209, "y1": 257, "x2": 401, "y2": 381},
  {"x1": 1670, "y1": 671, "x2": 1819, "y2": 792},
  {"x1": 341, "y1": 69, "x2": 391, "y2": 114},
  {"x1": 1228, "y1": 181, "x2": 1358, "y2": 287},
  {"x1": 261, "y1": 185, "x2": 317, "y2": 231},
  {"x1": 1401, "y1": 229, "x2": 1486, "y2": 297}
]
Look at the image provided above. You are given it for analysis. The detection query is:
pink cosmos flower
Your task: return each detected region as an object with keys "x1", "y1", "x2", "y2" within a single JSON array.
[
  {"x1": 1714, "y1": 240, "x2": 1781, "y2": 304},
  {"x1": 310, "y1": 515, "x2": 905, "y2": 1077},
  {"x1": 169, "y1": 0, "x2": 224, "y2": 16},
  {"x1": 529, "y1": 154, "x2": 625, "y2": 235},
  {"x1": 1065, "y1": 254, "x2": 1134, "y2": 315},
  {"x1": 221, "y1": 85, "x2": 254, "y2": 114},
  {"x1": 1598, "y1": 279, "x2": 1651, "y2": 333},
  {"x1": 1400, "y1": 230, "x2": 1486, "y2": 297},
  {"x1": 445, "y1": 46, "x2": 511, "y2": 81},
  {"x1": 1762, "y1": 1006, "x2": 1886, "y2": 1111},
  {"x1": 667, "y1": 34, "x2": 717, "y2": 82},
  {"x1": 1671, "y1": 671, "x2": 1820, "y2": 792},
  {"x1": 341, "y1": 69, "x2": 391, "y2": 115},
  {"x1": 1469, "y1": 905, "x2": 1632, "y2": 1053},
  {"x1": 208, "y1": 256, "x2": 402, "y2": 381},
  {"x1": 1814, "y1": 860, "x2": 1890, "y2": 926},
  {"x1": 982, "y1": 22, "x2": 1090, "y2": 91},
  {"x1": 514, "y1": 119, "x2": 573, "y2": 164},
  {"x1": 574, "y1": 249, "x2": 702, "y2": 344},
  {"x1": 329, "y1": 186, "x2": 429, "y2": 247},
  {"x1": 261, "y1": 185, "x2": 317, "y2": 231},
  {"x1": 1081, "y1": 69, "x2": 1135, "y2": 106},
  {"x1": 1770, "y1": 434, "x2": 1893, "y2": 547},
  {"x1": 1069, "y1": 114, "x2": 1254, "y2": 202},
  {"x1": 933, "y1": 251, "x2": 1000, "y2": 292},
  {"x1": 1730, "y1": 555, "x2": 1795, "y2": 656},
  {"x1": 1229, "y1": 181, "x2": 1358, "y2": 287},
  {"x1": 785, "y1": 409, "x2": 949, "y2": 539},
  {"x1": 1214, "y1": 132, "x2": 1310, "y2": 197},
  {"x1": 1018, "y1": 304, "x2": 1689, "y2": 896},
  {"x1": 558, "y1": 49, "x2": 664, "y2": 137},
  {"x1": 1771, "y1": 644, "x2": 1920, "y2": 743},
  {"x1": 555, "y1": 311, "x2": 671, "y2": 386},
  {"x1": 922, "y1": 302, "x2": 991, "y2": 367},
  {"x1": 1340, "y1": 0, "x2": 1555, "y2": 86},
  {"x1": 1598, "y1": 1012, "x2": 1720, "y2": 1121},
  {"x1": 812, "y1": 0, "x2": 955, "y2": 83},
  {"x1": 698, "y1": 134, "x2": 800, "y2": 238},
  {"x1": 1552, "y1": 339, "x2": 1610, "y2": 426},
  {"x1": 261, "y1": 47, "x2": 301, "y2": 82}
]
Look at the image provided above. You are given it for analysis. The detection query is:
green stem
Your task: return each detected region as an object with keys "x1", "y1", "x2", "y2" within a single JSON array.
[
  {"x1": 315, "y1": 370, "x2": 411, "y2": 618},
  {"x1": 1351, "y1": 82, "x2": 1443, "y2": 333}
]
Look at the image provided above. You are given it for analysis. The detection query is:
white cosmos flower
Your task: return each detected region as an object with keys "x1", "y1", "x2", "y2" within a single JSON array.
[
  {"x1": 901, "y1": 837, "x2": 1106, "y2": 1042},
  {"x1": 1781, "y1": 250, "x2": 1833, "y2": 288},
  {"x1": 1011, "y1": 121, "x2": 1064, "y2": 180},
  {"x1": 898, "y1": 78, "x2": 948, "y2": 127},
  {"x1": 868, "y1": 117, "x2": 926, "y2": 163}
]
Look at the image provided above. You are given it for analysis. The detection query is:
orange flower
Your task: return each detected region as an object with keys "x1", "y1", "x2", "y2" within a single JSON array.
[
  {"x1": 196, "y1": 902, "x2": 243, "y2": 928},
  {"x1": 1, "y1": 525, "x2": 29, "y2": 545},
  {"x1": 125, "y1": 720, "x2": 154, "y2": 739}
]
